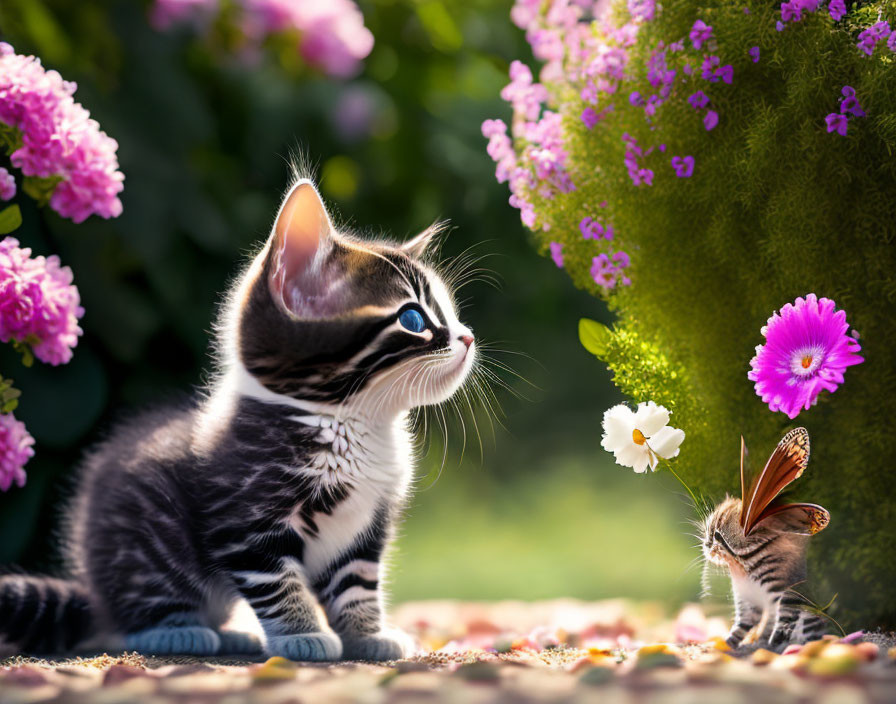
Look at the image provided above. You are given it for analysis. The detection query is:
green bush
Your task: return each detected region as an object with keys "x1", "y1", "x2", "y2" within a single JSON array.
[{"x1": 496, "y1": 0, "x2": 896, "y2": 627}]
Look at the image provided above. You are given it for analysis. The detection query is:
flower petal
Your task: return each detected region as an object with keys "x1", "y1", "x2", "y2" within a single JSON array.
[
  {"x1": 650, "y1": 426, "x2": 686, "y2": 459},
  {"x1": 615, "y1": 443, "x2": 644, "y2": 469},
  {"x1": 634, "y1": 401, "x2": 670, "y2": 437}
]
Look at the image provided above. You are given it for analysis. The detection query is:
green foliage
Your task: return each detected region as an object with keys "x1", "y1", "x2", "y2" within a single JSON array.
[
  {"x1": 534, "y1": 1, "x2": 896, "y2": 626},
  {"x1": 0, "y1": 376, "x2": 22, "y2": 414},
  {"x1": 0, "y1": 205, "x2": 21, "y2": 235}
]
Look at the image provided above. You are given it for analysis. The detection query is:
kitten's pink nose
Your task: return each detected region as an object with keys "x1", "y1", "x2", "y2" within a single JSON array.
[{"x1": 459, "y1": 335, "x2": 474, "y2": 348}]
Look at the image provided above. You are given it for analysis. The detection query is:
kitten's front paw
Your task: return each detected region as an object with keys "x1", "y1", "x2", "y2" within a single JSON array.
[
  {"x1": 124, "y1": 626, "x2": 221, "y2": 655},
  {"x1": 341, "y1": 628, "x2": 415, "y2": 662},
  {"x1": 266, "y1": 632, "x2": 342, "y2": 662}
]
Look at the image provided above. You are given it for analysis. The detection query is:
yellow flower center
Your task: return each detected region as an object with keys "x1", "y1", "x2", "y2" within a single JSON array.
[
  {"x1": 801, "y1": 355, "x2": 813, "y2": 369},
  {"x1": 632, "y1": 428, "x2": 647, "y2": 445}
]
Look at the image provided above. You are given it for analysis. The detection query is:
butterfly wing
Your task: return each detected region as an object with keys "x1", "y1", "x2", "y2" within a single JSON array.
[
  {"x1": 753, "y1": 502, "x2": 830, "y2": 536},
  {"x1": 742, "y1": 427, "x2": 811, "y2": 535}
]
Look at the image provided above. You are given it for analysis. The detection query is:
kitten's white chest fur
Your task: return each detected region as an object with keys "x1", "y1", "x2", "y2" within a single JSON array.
[{"x1": 286, "y1": 412, "x2": 413, "y2": 578}]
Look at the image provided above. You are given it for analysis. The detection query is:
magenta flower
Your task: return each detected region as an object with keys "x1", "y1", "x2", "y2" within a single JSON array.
[
  {"x1": 671, "y1": 155, "x2": 695, "y2": 178},
  {"x1": 776, "y1": 20, "x2": 785, "y2": 31},
  {"x1": 0, "y1": 237, "x2": 83, "y2": 365},
  {"x1": 688, "y1": 91, "x2": 709, "y2": 110},
  {"x1": 549, "y1": 241, "x2": 564, "y2": 268},
  {"x1": 828, "y1": 0, "x2": 846, "y2": 20},
  {"x1": 581, "y1": 106, "x2": 599, "y2": 129},
  {"x1": 825, "y1": 112, "x2": 848, "y2": 136},
  {"x1": 704, "y1": 110, "x2": 719, "y2": 131},
  {"x1": 0, "y1": 169, "x2": 14, "y2": 202},
  {"x1": 0, "y1": 43, "x2": 124, "y2": 223},
  {"x1": 749, "y1": 46, "x2": 760, "y2": 63},
  {"x1": 151, "y1": 0, "x2": 373, "y2": 77},
  {"x1": 889, "y1": 32, "x2": 896, "y2": 52},
  {"x1": 857, "y1": 21, "x2": 891, "y2": 56},
  {"x1": 0, "y1": 412, "x2": 33, "y2": 491},
  {"x1": 689, "y1": 20, "x2": 713, "y2": 50},
  {"x1": 748, "y1": 294, "x2": 864, "y2": 419},
  {"x1": 839, "y1": 86, "x2": 865, "y2": 117}
]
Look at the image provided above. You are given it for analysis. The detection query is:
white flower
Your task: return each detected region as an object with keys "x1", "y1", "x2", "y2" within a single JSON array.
[{"x1": 601, "y1": 401, "x2": 685, "y2": 473}]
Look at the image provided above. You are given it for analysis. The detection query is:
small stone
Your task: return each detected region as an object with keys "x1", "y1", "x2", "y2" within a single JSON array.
[
  {"x1": 578, "y1": 665, "x2": 614, "y2": 686},
  {"x1": 751, "y1": 649, "x2": 777, "y2": 666},
  {"x1": 251, "y1": 657, "x2": 298, "y2": 683},
  {"x1": 801, "y1": 639, "x2": 830, "y2": 658},
  {"x1": 102, "y1": 665, "x2": 146, "y2": 687},
  {"x1": 855, "y1": 642, "x2": 879, "y2": 661},
  {"x1": 453, "y1": 661, "x2": 500, "y2": 683}
]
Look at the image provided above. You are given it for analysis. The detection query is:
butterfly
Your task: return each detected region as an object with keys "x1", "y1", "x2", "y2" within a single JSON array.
[{"x1": 739, "y1": 427, "x2": 830, "y2": 536}]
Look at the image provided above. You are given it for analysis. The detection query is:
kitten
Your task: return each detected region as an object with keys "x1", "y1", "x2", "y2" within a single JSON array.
[
  {"x1": 0, "y1": 179, "x2": 476, "y2": 661},
  {"x1": 700, "y1": 428, "x2": 831, "y2": 651}
]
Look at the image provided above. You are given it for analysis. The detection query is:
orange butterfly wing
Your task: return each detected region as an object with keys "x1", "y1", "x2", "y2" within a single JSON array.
[
  {"x1": 741, "y1": 427, "x2": 811, "y2": 535},
  {"x1": 753, "y1": 502, "x2": 830, "y2": 536}
]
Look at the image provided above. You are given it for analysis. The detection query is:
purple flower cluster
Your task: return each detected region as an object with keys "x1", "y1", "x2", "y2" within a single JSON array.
[
  {"x1": 828, "y1": 0, "x2": 846, "y2": 20},
  {"x1": 580, "y1": 216, "x2": 614, "y2": 240},
  {"x1": 748, "y1": 46, "x2": 760, "y2": 63},
  {"x1": 0, "y1": 169, "x2": 14, "y2": 202},
  {"x1": 700, "y1": 55, "x2": 733, "y2": 84},
  {"x1": 856, "y1": 21, "x2": 892, "y2": 56},
  {"x1": 0, "y1": 237, "x2": 84, "y2": 366},
  {"x1": 151, "y1": 0, "x2": 374, "y2": 77},
  {"x1": 825, "y1": 86, "x2": 865, "y2": 136},
  {"x1": 0, "y1": 43, "x2": 124, "y2": 223},
  {"x1": 549, "y1": 241, "x2": 564, "y2": 268},
  {"x1": 623, "y1": 133, "x2": 654, "y2": 186},
  {"x1": 0, "y1": 411, "x2": 33, "y2": 491},
  {"x1": 591, "y1": 252, "x2": 631, "y2": 289},
  {"x1": 670, "y1": 155, "x2": 695, "y2": 178},
  {"x1": 748, "y1": 294, "x2": 863, "y2": 419},
  {"x1": 689, "y1": 20, "x2": 713, "y2": 50}
]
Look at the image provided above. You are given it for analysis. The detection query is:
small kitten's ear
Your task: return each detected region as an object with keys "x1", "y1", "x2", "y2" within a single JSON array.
[
  {"x1": 400, "y1": 223, "x2": 446, "y2": 259},
  {"x1": 268, "y1": 180, "x2": 338, "y2": 318}
]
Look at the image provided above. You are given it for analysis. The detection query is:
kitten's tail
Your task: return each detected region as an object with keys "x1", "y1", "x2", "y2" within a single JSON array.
[{"x1": 0, "y1": 574, "x2": 94, "y2": 653}]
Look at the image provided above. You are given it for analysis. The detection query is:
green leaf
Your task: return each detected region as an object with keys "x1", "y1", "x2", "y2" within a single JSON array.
[
  {"x1": 0, "y1": 205, "x2": 22, "y2": 235},
  {"x1": 12, "y1": 340, "x2": 34, "y2": 368},
  {"x1": 22, "y1": 175, "x2": 62, "y2": 207},
  {"x1": 579, "y1": 318, "x2": 612, "y2": 357}
]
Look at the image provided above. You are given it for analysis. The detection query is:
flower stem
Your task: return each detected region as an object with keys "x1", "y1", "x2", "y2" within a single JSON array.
[{"x1": 662, "y1": 460, "x2": 700, "y2": 511}]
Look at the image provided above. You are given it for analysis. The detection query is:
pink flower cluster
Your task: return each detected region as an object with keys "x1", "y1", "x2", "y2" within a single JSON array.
[
  {"x1": 0, "y1": 43, "x2": 124, "y2": 223},
  {"x1": 591, "y1": 251, "x2": 631, "y2": 289},
  {"x1": 825, "y1": 85, "x2": 865, "y2": 136},
  {"x1": 0, "y1": 168, "x2": 14, "y2": 201},
  {"x1": 0, "y1": 411, "x2": 33, "y2": 491},
  {"x1": 151, "y1": 0, "x2": 374, "y2": 78},
  {"x1": 0, "y1": 237, "x2": 83, "y2": 366}
]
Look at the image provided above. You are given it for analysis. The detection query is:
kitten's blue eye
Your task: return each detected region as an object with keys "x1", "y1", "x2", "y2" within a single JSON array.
[{"x1": 398, "y1": 308, "x2": 426, "y2": 333}]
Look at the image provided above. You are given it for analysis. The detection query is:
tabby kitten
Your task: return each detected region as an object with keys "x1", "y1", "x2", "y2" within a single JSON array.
[
  {"x1": 701, "y1": 428, "x2": 831, "y2": 651},
  {"x1": 0, "y1": 179, "x2": 476, "y2": 661}
]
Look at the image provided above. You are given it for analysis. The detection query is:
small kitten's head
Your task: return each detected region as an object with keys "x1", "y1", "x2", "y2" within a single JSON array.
[
  {"x1": 701, "y1": 495, "x2": 806, "y2": 574},
  {"x1": 227, "y1": 180, "x2": 474, "y2": 416}
]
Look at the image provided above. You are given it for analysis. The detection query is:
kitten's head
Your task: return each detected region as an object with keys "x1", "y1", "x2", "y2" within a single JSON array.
[
  {"x1": 701, "y1": 495, "x2": 807, "y2": 573},
  {"x1": 227, "y1": 180, "x2": 474, "y2": 417}
]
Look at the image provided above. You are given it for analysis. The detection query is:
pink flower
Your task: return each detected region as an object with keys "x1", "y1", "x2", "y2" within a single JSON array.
[
  {"x1": 670, "y1": 155, "x2": 694, "y2": 177},
  {"x1": 501, "y1": 60, "x2": 548, "y2": 121},
  {"x1": 704, "y1": 110, "x2": 719, "y2": 131},
  {"x1": 828, "y1": 0, "x2": 846, "y2": 21},
  {"x1": 0, "y1": 169, "x2": 15, "y2": 201},
  {"x1": 689, "y1": 20, "x2": 713, "y2": 50},
  {"x1": 549, "y1": 241, "x2": 564, "y2": 268},
  {"x1": 0, "y1": 43, "x2": 124, "y2": 223},
  {"x1": 150, "y1": 0, "x2": 373, "y2": 77},
  {"x1": 0, "y1": 237, "x2": 83, "y2": 365},
  {"x1": 0, "y1": 412, "x2": 33, "y2": 491},
  {"x1": 590, "y1": 251, "x2": 631, "y2": 289},
  {"x1": 825, "y1": 112, "x2": 848, "y2": 136},
  {"x1": 748, "y1": 294, "x2": 864, "y2": 419}
]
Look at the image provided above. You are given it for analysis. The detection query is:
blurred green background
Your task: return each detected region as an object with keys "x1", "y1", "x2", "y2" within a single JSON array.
[{"x1": 0, "y1": 0, "x2": 699, "y2": 607}]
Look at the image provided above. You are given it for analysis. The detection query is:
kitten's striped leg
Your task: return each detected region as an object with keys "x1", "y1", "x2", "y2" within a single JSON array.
[
  {"x1": 726, "y1": 595, "x2": 762, "y2": 649},
  {"x1": 217, "y1": 530, "x2": 341, "y2": 661},
  {"x1": 793, "y1": 610, "x2": 828, "y2": 643},
  {"x1": 315, "y1": 559, "x2": 413, "y2": 661},
  {"x1": 768, "y1": 596, "x2": 803, "y2": 651},
  {"x1": 313, "y1": 519, "x2": 413, "y2": 662}
]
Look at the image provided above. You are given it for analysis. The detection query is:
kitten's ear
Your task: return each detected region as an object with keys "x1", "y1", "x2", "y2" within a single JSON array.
[
  {"x1": 268, "y1": 180, "x2": 337, "y2": 317},
  {"x1": 400, "y1": 223, "x2": 446, "y2": 259}
]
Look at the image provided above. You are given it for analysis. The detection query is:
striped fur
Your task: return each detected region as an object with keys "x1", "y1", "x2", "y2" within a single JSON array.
[
  {"x1": 701, "y1": 497, "x2": 829, "y2": 651},
  {"x1": 0, "y1": 181, "x2": 474, "y2": 659}
]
